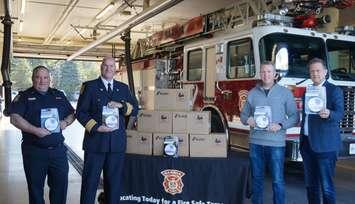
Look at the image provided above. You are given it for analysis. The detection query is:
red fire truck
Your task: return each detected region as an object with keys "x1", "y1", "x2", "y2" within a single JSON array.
[
  {"x1": 182, "y1": 16, "x2": 355, "y2": 161},
  {"x1": 123, "y1": 1, "x2": 355, "y2": 161}
]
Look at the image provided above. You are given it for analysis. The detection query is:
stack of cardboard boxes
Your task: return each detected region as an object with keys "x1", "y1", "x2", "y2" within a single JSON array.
[{"x1": 126, "y1": 87, "x2": 227, "y2": 158}]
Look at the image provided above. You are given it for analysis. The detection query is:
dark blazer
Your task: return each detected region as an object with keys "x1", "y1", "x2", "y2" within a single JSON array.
[
  {"x1": 76, "y1": 77, "x2": 138, "y2": 153},
  {"x1": 300, "y1": 81, "x2": 344, "y2": 153}
]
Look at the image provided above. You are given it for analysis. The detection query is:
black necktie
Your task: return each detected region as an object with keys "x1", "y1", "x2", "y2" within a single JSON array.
[{"x1": 108, "y1": 83, "x2": 113, "y2": 95}]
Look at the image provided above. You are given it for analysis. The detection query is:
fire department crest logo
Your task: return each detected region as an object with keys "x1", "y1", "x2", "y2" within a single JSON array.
[
  {"x1": 238, "y1": 90, "x2": 248, "y2": 112},
  {"x1": 161, "y1": 169, "x2": 185, "y2": 195}
]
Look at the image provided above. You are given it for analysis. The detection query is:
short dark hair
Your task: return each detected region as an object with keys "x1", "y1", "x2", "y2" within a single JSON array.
[
  {"x1": 261, "y1": 61, "x2": 274, "y2": 66},
  {"x1": 308, "y1": 58, "x2": 326, "y2": 69},
  {"x1": 32, "y1": 65, "x2": 50, "y2": 79},
  {"x1": 260, "y1": 61, "x2": 275, "y2": 71}
]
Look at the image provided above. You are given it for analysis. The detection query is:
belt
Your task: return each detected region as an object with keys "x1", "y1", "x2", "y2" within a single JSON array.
[{"x1": 23, "y1": 142, "x2": 64, "y2": 150}]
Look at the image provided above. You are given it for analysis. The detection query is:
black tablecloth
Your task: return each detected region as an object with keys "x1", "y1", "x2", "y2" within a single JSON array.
[{"x1": 120, "y1": 151, "x2": 250, "y2": 204}]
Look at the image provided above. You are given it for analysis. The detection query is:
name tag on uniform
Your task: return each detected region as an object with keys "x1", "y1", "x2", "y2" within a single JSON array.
[
  {"x1": 28, "y1": 97, "x2": 36, "y2": 101},
  {"x1": 102, "y1": 106, "x2": 119, "y2": 129},
  {"x1": 41, "y1": 108, "x2": 60, "y2": 133}
]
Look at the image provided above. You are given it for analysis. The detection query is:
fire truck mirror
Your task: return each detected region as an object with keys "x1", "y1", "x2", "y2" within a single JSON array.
[{"x1": 273, "y1": 43, "x2": 289, "y2": 77}]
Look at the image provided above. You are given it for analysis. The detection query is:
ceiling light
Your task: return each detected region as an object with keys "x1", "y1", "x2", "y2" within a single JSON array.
[
  {"x1": 21, "y1": 0, "x2": 26, "y2": 15},
  {"x1": 19, "y1": 20, "x2": 24, "y2": 32},
  {"x1": 68, "y1": 0, "x2": 184, "y2": 61},
  {"x1": 120, "y1": 10, "x2": 131, "y2": 16},
  {"x1": 96, "y1": 2, "x2": 115, "y2": 20}
]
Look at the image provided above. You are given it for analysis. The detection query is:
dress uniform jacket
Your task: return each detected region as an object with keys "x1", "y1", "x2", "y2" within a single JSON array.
[
  {"x1": 76, "y1": 77, "x2": 139, "y2": 152},
  {"x1": 9, "y1": 87, "x2": 75, "y2": 147}
]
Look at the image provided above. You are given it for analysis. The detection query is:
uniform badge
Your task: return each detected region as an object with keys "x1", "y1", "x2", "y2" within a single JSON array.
[
  {"x1": 27, "y1": 97, "x2": 36, "y2": 101},
  {"x1": 161, "y1": 169, "x2": 185, "y2": 195}
]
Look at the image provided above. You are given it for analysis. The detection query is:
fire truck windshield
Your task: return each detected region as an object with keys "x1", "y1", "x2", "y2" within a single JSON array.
[
  {"x1": 259, "y1": 33, "x2": 326, "y2": 78},
  {"x1": 327, "y1": 39, "x2": 355, "y2": 82}
]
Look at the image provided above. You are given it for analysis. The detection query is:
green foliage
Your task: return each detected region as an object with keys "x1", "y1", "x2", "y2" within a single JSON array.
[
  {"x1": 10, "y1": 57, "x2": 101, "y2": 101},
  {"x1": 10, "y1": 58, "x2": 32, "y2": 90},
  {"x1": 55, "y1": 61, "x2": 81, "y2": 100}
]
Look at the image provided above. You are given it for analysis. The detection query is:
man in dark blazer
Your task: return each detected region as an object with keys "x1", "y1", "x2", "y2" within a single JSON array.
[
  {"x1": 76, "y1": 56, "x2": 138, "y2": 204},
  {"x1": 300, "y1": 58, "x2": 344, "y2": 204}
]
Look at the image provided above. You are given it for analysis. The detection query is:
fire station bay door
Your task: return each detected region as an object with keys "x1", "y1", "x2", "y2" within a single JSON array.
[{"x1": 204, "y1": 46, "x2": 216, "y2": 102}]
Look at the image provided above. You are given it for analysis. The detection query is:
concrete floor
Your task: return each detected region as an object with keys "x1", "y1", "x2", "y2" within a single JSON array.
[
  {"x1": 0, "y1": 117, "x2": 82, "y2": 204},
  {"x1": 1, "y1": 116, "x2": 355, "y2": 204}
]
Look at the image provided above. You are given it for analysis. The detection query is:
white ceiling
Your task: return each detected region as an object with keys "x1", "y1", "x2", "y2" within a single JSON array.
[
  {"x1": 1, "y1": 0, "x2": 354, "y2": 59},
  {"x1": 0, "y1": 0, "x2": 236, "y2": 59}
]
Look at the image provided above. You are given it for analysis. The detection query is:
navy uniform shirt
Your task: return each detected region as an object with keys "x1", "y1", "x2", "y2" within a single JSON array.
[
  {"x1": 9, "y1": 87, "x2": 75, "y2": 148},
  {"x1": 76, "y1": 78, "x2": 138, "y2": 153}
]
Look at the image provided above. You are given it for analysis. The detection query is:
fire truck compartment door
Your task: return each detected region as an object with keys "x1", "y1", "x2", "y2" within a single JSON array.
[{"x1": 204, "y1": 46, "x2": 216, "y2": 101}]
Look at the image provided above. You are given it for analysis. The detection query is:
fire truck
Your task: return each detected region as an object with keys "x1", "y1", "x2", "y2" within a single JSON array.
[{"x1": 123, "y1": 0, "x2": 355, "y2": 161}]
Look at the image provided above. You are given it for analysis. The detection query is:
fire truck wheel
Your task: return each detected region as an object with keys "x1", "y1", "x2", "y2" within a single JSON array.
[{"x1": 210, "y1": 111, "x2": 225, "y2": 133}]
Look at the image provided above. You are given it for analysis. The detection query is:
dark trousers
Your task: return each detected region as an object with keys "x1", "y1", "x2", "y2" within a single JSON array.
[
  {"x1": 80, "y1": 152, "x2": 125, "y2": 204},
  {"x1": 22, "y1": 144, "x2": 69, "y2": 204},
  {"x1": 300, "y1": 137, "x2": 337, "y2": 204}
]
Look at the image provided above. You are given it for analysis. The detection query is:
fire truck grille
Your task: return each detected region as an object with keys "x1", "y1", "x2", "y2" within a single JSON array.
[{"x1": 340, "y1": 86, "x2": 355, "y2": 133}]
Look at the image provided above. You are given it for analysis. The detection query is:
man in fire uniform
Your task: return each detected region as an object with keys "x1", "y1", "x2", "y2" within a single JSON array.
[
  {"x1": 76, "y1": 56, "x2": 138, "y2": 204},
  {"x1": 9, "y1": 65, "x2": 75, "y2": 204}
]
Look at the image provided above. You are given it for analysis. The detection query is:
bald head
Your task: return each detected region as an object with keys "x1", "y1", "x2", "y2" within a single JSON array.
[{"x1": 101, "y1": 56, "x2": 116, "y2": 80}]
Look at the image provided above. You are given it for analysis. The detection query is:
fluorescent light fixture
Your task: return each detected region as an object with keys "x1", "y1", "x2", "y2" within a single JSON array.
[
  {"x1": 120, "y1": 10, "x2": 131, "y2": 16},
  {"x1": 96, "y1": 2, "x2": 115, "y2": 20},
  {"x1": 19, "y1": 20, "x2": 24, "y2": 32},
  {"x1": 21, "y1": 0, "x2": 26, "y2": 15}
]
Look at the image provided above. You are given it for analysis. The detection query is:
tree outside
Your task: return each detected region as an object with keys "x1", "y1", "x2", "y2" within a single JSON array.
[{"x1": 9, "y1": 57, "x2": 101, "y2": 101}]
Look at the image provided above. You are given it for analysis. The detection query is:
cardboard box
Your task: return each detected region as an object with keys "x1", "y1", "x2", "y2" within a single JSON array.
[
  {"x1": 154, "y1": 89, "x2": 176, "y2": 110},
  {"x1": 153, "y1": 133, "x2": 189, "y2": 157},
  {"x1": 156, "y1": 111, "x2": 173, "y2": 133},
  {"x1": 126, "y1": 130, "x2": 152, "y2": 155},
  {"x1": 137, "y1": 110, "x2": 172, "y2": 133},
  {"x1": 190, "y1": 133, "x2": 227, "y2": 158},
  {"x1": 175, "y1": 88, "x2": 193, "y2": 111},
  {"x1": 172, "y1": 112, "x2": 189, "y2": 133},
  {"x1": 187, "y1": 111, "x2": 211, "y2": 134},
  {"x1": 154, "y1": 88, "x2": 193, "y2": 111},
  {"x1": 137, "y1": 110, "x2": 157, "y2": 132}
]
